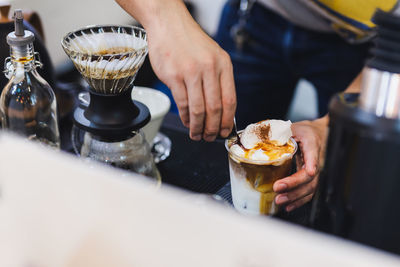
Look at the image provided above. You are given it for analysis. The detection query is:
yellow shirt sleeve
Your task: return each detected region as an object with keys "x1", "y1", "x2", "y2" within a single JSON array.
[{"x1": 316, "y1": 0, "x2": 397, "y2": 28}]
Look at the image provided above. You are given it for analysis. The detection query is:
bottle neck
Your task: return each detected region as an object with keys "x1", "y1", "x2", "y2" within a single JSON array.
[{"x1": 10, "y1": 43, "x2": 35, "y2": 69}]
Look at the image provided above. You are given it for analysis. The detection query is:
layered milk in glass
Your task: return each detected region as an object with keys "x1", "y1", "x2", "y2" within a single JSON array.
[{"x1": 226, "y1": 120, "x2": 297, "y2": 215}]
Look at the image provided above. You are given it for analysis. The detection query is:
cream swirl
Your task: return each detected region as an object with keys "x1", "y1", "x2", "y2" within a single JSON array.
[{"x1": 230, "y1": 119, "x2": 293, "y2": 161}]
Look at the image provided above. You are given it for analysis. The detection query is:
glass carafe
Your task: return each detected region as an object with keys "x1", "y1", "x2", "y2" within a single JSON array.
[{"x1": 73, "y1": 126, "x2": 161, "y2": 184}]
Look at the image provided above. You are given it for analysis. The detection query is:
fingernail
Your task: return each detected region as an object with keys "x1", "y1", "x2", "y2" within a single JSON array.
[
  {"x1": 220, "y1": 128, "x2": 231, "y2": 138},
  {"x1": 274, "y1": 183, "x2": 287, "y2": 192},
  {"x1": 191, "y1": 135, "x2": 201, "y2": 141},
  {"x1": 276, "y1": 195, "x2": 289, "y2": 205},
  {"x1": 286, "y1": 205, "x2": 295, "y2": 212}
]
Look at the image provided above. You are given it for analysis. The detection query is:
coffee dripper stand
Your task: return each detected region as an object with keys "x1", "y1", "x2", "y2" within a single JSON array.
[{"x1": 62, "y1": 25, "x2": 161, "y2": 184}]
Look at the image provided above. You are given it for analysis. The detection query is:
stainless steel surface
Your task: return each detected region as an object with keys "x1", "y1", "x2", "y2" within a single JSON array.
[
  {"x1": 233, "y1": 117, "x2": 244, "y2": 148},
  {"x1": 359, "y1": 67, "x2": 400, "y2": 119},
  {"x1": 233, "y1": 117, "x2": 239, "y2": 138}
]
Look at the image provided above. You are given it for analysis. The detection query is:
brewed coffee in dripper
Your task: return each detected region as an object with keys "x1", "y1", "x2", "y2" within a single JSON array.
[{"x1": 62, "y1": 25, "x2": 160, "y2": 182}]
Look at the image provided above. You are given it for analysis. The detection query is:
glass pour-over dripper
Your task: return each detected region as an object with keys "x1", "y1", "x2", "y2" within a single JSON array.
[{"x1": 62, "y1": 25, "x2": 160, "y2": 182}]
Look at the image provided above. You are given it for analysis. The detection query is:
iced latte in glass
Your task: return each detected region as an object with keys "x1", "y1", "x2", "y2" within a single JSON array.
[{"x1": 226, "y1": 120, "x2": 297, "y2": 215}]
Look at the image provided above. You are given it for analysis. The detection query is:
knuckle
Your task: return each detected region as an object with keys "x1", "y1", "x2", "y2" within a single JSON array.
[
  {"x1": 191, "y1": 106, "x2": 205, "y2": 117},
  {"x1": 186, "y1": 62, "x2": 198, "y2": 76},
  {"x1": 171, "y1": 72, "x2": 182, "y2": 83},
  {"x1": 222, "y1": 53, "x2": 233, "y2": 69},
  {"x1": 223, "y1": 96, "x2": 236, "y2": 109},
  {"x1": 220, "y1": 50, "x2": 231, "y2": 62},
  {"x1": 164, "y1": 70, "x2": 182, "y2": 83},
  {"x1": 306, "y1": 172, "x2": 314, "y2": 183},
  {"x1": 207, "y1": 104, "x2": 222, "y2": 114},
  {"x1": 202, "y1": 56, "x2": 216, "y2": 71},
  {"x1": 293, "y1": 174, "x2": 304, "y2": 185},
  {"x1": 176, "y1": 101, "x2": 189, "y2": 111}
]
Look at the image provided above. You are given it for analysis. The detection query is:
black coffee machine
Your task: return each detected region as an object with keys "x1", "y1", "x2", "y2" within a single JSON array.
[{"x1": 310, "y1": 10, "x2": 400, "y2": 255}]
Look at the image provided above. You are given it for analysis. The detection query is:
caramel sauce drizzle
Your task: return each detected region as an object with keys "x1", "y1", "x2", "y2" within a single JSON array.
[
  {"x1": 245, "y1": 141, "x2": 294, "y2": 214},
  {"x1": 11, "y1": 56, "x2": 34, "y2": 63},
  {"x1": 243, "y1": 141, "x2": 295, "y2": 161},
  {"x1": 229, "y1": 137, "x2": 295, "y2": 215}
]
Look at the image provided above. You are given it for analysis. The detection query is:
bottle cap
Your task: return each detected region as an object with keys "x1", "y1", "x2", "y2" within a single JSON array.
[{"x1": 6, "y1": 9, "x2": 34, "y2": 46}]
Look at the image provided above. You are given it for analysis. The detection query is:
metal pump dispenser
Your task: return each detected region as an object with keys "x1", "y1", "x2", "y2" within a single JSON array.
[{"x1": 7, "y1": 9, "x2": 34, "y2": 45}]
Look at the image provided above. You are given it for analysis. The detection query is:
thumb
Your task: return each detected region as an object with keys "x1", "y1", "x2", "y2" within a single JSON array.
[{"x1": 298, "y1": 135, "x2": 318, "y2": 177}]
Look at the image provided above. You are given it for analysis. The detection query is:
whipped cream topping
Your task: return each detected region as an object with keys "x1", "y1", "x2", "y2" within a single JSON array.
[
  {"x1": 266, "y1": 120, "x2": 293, "y2": 146},
  {"x1": 230, "y1": 119, "x2": 293, "y2": 161}
]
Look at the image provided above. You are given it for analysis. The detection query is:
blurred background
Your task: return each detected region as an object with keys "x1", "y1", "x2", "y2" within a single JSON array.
[{"x1": 4, "y1": 0, "x2": 317, "y2": 122}]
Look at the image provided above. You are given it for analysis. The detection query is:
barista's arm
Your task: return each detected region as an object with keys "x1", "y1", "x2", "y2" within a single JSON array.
[
  {"x1": 345, "y1": 71, "x2": 362, "y2": 93},
  {"x1": 115, "y1": 0, "x2": 236, "y2": 142},
  {"x1": 273, "y1": 72, "x2": 362, "y2": 211}
]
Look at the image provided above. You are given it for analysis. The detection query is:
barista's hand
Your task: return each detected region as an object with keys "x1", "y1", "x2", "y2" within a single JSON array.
[
  {"x1": 149, "y1": 12, "x2": 236, "y2": 141},
  {"x1": 118, "y1": 0, "x2": 236, "y2": 141},
  {"x1": 273, "y1": 117, "x2": 329, "y2": 212}
]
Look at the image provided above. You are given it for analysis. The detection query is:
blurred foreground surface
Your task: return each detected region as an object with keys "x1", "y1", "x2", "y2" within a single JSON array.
[{"x1": 0, "y1": 134, "x2": 399, "y2": 267}]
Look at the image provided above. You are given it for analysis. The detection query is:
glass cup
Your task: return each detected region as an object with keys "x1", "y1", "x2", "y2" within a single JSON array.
[{"x1": 225, "y1": 135, "x2": 297, "y2": 216}]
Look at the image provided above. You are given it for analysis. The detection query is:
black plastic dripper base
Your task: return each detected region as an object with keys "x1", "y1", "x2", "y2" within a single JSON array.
[{"x1": 73, "y1": 87, "x2": 150, "y2": 140}]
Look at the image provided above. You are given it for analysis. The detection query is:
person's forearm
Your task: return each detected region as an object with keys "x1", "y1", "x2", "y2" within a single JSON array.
[
  {"x1": 345, "y1": 71, "x2": 362, "y2": 93},
  {"x1": 115, "y1": 0, "x2": 191, "y2": 30},
  {"x1": 316, "y1": 70, "x2": 363, "y2": 126}
]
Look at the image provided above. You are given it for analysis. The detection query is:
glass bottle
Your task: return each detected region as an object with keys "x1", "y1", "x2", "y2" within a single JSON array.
[{"x1": 0, "y1": 10, "x2": 60, "y2": 148}]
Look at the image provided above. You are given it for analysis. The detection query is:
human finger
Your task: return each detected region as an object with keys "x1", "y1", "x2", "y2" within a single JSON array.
[
  {"x1": 202, "y1": 61, "x2": 222, "y2": 142},
  {"x1": 295, "y1": 128, "x2": 319, "y2": 176},
  {"x1": 275, "y1": 176, "x2": 317, "y2": 205},
  {"x1": 168, "y1": 79, "x2": 190, "y2": 128},
  {"x1": 273, "y1": 169, "x2": 313, "y2": 193},
  {"x1": 285, "y1": 194, "x2": 314, "y2": 212},
  {"x1": 186, "y1": 74, "x2": 206, "y2": 141},
  {"x1": 218, "y1": 53, "x2": 236, "y2": 138}
]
